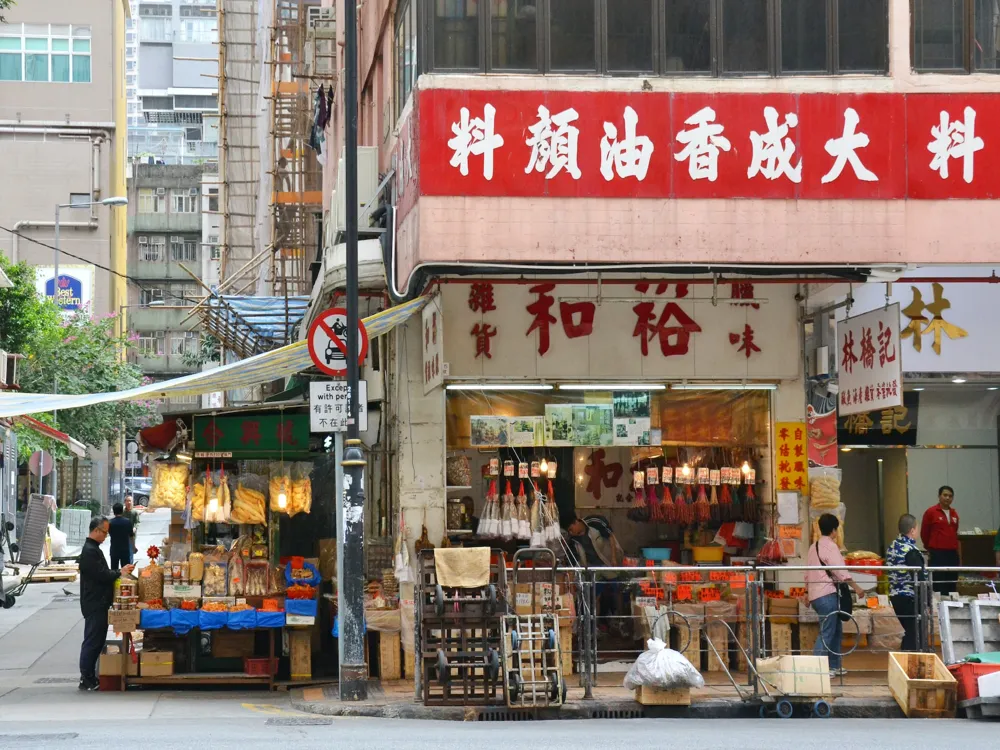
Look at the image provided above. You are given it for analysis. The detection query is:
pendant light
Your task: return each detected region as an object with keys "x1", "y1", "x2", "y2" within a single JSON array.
[{"x1": 277, "y1": 409, "x2": 288, "y2": 509}]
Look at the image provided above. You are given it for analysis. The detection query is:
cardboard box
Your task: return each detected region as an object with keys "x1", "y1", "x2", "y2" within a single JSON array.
[
  {"x1": 514, "y1": 583, "x2": 559, "y2": 615},
  {"x1": 140, "y1": 651, "x2": 174, "y2": 677},
  {"x1": 290, "y1": 629, "x2": 312, "y2": 681},
  {"x1": 768, "y1": 598, "x2": 800, "y2": 624},
  {"x1": 163, "y1": 584, "x2": 202, "y2": 599},
  {"x1": 212, "y1": 630, "x2": 255, "y2": 659},
  {"x1": 757, "y1": 655, "x2": 832, "y2": 697},
  {"x1": 99, "y1": 653, "x2": 138, "y2": 676},
  {"x1": 108, "y1": 609, "x2": 141, "y2": 633}
]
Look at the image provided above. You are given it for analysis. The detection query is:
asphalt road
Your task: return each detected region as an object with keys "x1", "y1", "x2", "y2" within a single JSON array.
[{"x1": 0, "y1": 717, "x2": 995, "y2": 749}]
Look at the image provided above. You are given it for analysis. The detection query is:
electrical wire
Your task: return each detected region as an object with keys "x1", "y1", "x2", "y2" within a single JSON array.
[{"x1": 0, "y1": 223, "x2": 206, "y2": 307}]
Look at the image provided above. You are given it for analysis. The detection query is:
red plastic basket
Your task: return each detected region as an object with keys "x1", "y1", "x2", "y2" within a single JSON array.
[
  {"x1": 243, "y1": 657, "x2": 279, "y2": 677},
  {"x1": 948, "y1": 662, "x2": 1000, "y2": 702}
]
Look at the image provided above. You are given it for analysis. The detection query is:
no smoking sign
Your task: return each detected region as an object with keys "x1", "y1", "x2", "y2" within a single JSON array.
[{"x1": 307, "y1": 306, "x2": 369, "y2": 377}]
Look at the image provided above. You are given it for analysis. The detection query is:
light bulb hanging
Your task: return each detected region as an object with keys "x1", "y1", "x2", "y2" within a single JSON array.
[
  {"x1": 539, "y1": 457, "x2": 549, "y2": 475},
  {"x1": 277, "y1": 492, "x2": 288, "y2": 509},
  {"x1": 741, "y1": 460, "x2": 751, "y2": 475},
  {"x1": 681, "y1": 463, "x2": 691, "y2": 477}
]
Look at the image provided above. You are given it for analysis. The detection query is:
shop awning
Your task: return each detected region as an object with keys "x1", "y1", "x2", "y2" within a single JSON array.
[
  {"x1": 15, "y1": 415, "x2": 87, "y2": 457},
  {"x1": 0, "y1": 296, "x2": 429, "y2": 419}
]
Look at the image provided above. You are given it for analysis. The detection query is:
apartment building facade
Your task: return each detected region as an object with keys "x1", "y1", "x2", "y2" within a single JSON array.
[
  {"x1": 129, "y1": 0, "x2": 219, "y2": 165},
  {"x1": 127, "y1": 163, "x2": 207, "y2": 412}
]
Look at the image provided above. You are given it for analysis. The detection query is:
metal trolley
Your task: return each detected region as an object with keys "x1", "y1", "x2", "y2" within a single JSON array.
[{"x1": 500, "y1": 548, "x2": 567, "y2": 708}]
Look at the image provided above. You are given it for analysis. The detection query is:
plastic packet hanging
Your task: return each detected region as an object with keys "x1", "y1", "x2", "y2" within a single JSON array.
[
  {"x1": 516, "y1": 482, "x2": 531, "y2": 540},
  {"x1": 500, "y1": 481, "x2": 515, "y2": 541},
  {"x1": 231, "y1": 473, "x2": 267, "y2": 525},
  {"x1": 393, "y1": 511, "x2": 414, "y2": 584},
  {"x1": 269, "y1": 462, "x2": 292, "y2": 514},
  {"x1": 204, "y1": 470, "x2": 232, "y2": 524},
  {"x1": 289, "y1": 462, "x2": 313, "y2": 516},
  {"x1": 149, "y1": 461, "x2": 189, "y2": 511}
]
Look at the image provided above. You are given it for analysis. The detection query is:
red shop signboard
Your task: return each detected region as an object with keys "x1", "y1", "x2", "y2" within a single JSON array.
[{"x1": 418, "y1": 90, "x2": 1000, "y2": 200}]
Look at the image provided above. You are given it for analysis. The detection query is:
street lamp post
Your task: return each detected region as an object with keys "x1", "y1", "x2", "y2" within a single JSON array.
[{"x1": 50, "y1": 196, "x2": 128, "y2": 502}]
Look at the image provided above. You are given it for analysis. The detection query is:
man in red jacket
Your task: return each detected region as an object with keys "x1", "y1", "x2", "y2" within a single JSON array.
[{"x1": 921, "y1": 486, "x2": 960, "y2": 596}]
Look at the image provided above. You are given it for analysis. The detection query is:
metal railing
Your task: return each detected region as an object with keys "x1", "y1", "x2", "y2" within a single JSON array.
[{"x1": 415, "y1": 561, "x2": 999, "y2": 701}]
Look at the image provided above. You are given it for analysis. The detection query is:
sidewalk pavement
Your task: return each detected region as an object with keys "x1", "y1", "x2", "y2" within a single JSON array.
[{"x1": 289, "y1": 673, "x2": 904, "y2": 721}]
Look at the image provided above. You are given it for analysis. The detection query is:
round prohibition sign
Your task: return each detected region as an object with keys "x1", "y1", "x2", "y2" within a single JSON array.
[{"x1": 307, "y1": 306, "x2": 369, "y2": 377}]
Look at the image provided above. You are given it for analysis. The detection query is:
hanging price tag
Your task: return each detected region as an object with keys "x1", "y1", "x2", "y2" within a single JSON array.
[
  {"x1": 661, "y1": 466, "x2": 673, "y2": 484},
  {"x1": 518, "y1": 463, "x2": 529, "y2": 479},
  {"x1": 489, "y1": 458, "x2": 500, "y2": 476},
  {"x1": 676, "y1": 585, "x2": 693, "y2": 601},
  {"x1": 504, "y1": 460, "x2": 515, "y2": 477},
  {"x1": 530, "y1": 461, "x2": 540, "y2": 478},
  {"x1": 546, "y1": 461, "x2": 558, "y2": 479},
  {"x1": 646, "y1": 467, "x2": 659, "y2": 485},
  {"x1": 709, "y1": 469, "x2": 721, "y2": 486},
  {"x1": 633, "y1": 471, "x2": 644, "y2": 490},
  {"x1": 697, "y1": 467, "x2": 710, "y2": 483}
]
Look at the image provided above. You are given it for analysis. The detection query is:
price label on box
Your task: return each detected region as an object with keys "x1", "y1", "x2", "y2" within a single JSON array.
[
  {"x1": 698, "y1": 587, "x2": 722, "y2": 602},
  {"x1": 709, "y1": 571, "x2": 730, "y2": 582},
  {"x1": 789, "y1": 587, "x2": 808, "y2": 601},
  {"x1": 635, "y1": 596, "x2": 658, "y2": 608},
  {"x1": 663, "y1": 572, "x2": 678, "y2": 585},
  {"x1": 680, "y1": 571, "x2": 702, "y2": 583},
  {"x1": 676, "y1": 585, "x2": 693, "y2": 601}
]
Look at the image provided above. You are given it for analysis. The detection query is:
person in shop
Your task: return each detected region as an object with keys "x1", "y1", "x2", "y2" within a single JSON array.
[
  {"x1": 563, "y1": 516, "x2": 626, "y2": 632},
  {"x1": 78, "y1": 517, "x2": 134, "y2": 690},
  {"x1": 805, "y1": 513, "x2": 865, "y2": 677},
  {"x1": 108, "y1": 502, "x2": 136, "y2": 568},
  {"x1": 886, "y1": 514, "x2": 926, "y2": 652},
  {"x1": 920, "y1": 485, "x2": 960, "y2": 596}
]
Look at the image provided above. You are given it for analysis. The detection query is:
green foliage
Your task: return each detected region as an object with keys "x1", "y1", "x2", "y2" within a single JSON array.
[
  {"x1": 0, "y1": 2, "x2": 14, "y2": 23},
  {"x1": 17, "y1": 310, "x2": 160, "y2": 456},
  {"x1": 0, "y1": 257, "x2": 59, "y2": 354},
  {"x1": 182, "y1": 333, "x2": 221, "y2": 369}
]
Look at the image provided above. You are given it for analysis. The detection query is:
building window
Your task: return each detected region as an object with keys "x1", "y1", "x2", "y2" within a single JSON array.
[
  {"x1": 209, "y1": 235, "x2": 221, "y2": 260},
  {"x1": 138, "y1": 331, "x2": 165, "y2": 357},
  {"x1": 138, "y1": 235, "x2": 166, "y2": 262},
  {"x1": 139, "y1": 287, "x2": 164, "y2": 307},
  {"x1": 170, "y1": 236, "x2": 199, "y2": 262},
  {"x1": 170, "y1": 189, "x2": 198, "y2": 214},
  {"x1": 434, "y1": 0, "x2": 480, "y2": 69},
  {"x1": 913, "y1": 0, "x2": 999, "y2": 72},
  {"x1": 170, "y1": 332, "x2": 198, "y2": 356},
  {"x1": 425, "y1": 0, "x2": 889, "y2": 76},
  {"x1": 207, "y1": 188, "x2": 219, "y2": 212},
  {"x1": 69, "y1": 193, "x2": 91, "y2": 206},
  {"x1": 394, "y1": 0, "x2": 419, "y2": 117},
  {"x1": 0, "y1": 24, "x2": 92, "y2": 83},
  {"x1": 137, "y1": 188, "x2": 166, "y2": 214},
  {"x1": 491, "y1": 0, "x2": 538, "y2": 71}
]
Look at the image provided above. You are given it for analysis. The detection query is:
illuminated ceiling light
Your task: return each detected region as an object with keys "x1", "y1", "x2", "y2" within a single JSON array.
[
  {"x1": 840, "y1": 447, "x2": 852, "y2": 453},
  {"x1": 557, "y1": 384, "x2": 666, "y2": 391},
  {"x1": 952, "y1": 377, "x2": 967, "y2": 384},
  {"x1": 446, "y1": 384, "x2": 553, "y2": 391}
]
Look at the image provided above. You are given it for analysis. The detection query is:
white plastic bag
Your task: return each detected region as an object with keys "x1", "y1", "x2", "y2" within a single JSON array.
[
  {"x1": 623, "y1": 638, "x2": 705, "y2": 690},
  {"x1": 47, "y1": 523, "x2": 67, "y2": 559}
]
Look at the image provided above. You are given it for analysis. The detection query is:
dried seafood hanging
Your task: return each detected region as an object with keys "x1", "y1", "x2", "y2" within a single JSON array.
[{"x1": 694, "y1": 483, "x2": 711, "y2": 523}]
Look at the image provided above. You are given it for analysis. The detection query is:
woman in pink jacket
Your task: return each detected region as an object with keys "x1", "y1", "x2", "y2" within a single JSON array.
[{"x1": 805, "y1": 514, "x2": 865, "y2": 676}]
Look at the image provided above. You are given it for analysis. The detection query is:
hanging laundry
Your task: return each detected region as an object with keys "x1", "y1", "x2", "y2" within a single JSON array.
[{"x1": 309, "y1": 86, "x2": 328, "y2": 158}]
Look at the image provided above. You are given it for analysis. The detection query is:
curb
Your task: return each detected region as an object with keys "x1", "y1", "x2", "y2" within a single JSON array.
[{"x1": 289, "y1": 694, "x2": 904, "y2": 721}]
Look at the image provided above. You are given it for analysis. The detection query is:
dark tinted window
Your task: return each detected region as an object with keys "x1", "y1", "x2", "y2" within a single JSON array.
[
  {"x1": 839, "y1": 0, "x2": 888, "y2": 72},
  {"x1": 607, "y1": 0, "x2": 654, "y2": 71},
  {"x1": 664, "y1": 0, "x2": 712, "y2": 72},
  {"x1": 491, "y1": 0, "x2": 538, "y2": 69},
  {"x1": 550, "y1": 0, "x2": 596, "y2": 70},
  {"x1": 781, "y1": 0, "x2": 827, "y2": 72},
  {"x1": 973, "y1": 0, "x2": 1000, "y2": 70},
  {"x1": 721, "y1": 0, "x2": 769, "y2": 73},
  {"x1": 434, "y1": 0, "x2": 480, "y2": 69}
]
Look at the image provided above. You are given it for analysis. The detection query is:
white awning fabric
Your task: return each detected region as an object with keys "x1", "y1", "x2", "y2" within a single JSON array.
[{"x1": 0, "y1": 297, "x2": 427, "y2": 419}]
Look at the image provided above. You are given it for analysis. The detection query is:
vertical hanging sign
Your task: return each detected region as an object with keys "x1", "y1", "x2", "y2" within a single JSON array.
[
  {"x1": 837, "y1": 304, "x2": 902, "y2": 417},
  {"x1": 422, "y1": 296, "x2": 443, "y2": 393}
]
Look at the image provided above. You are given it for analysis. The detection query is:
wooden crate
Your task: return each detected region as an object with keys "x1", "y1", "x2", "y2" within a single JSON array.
[
  {"x1": 378, "y1": 631, "x2": 402, "y2": 680},
  {"x1": 559, "y1": 626, "x2": 573, "y2": 678},
  {"x1": 770, "y1": 623, "x2": 793, "y2": 656},
  {"x1": 404, "y1": 649, "x2": 415, "y2": 680},
  {"x1": 888, "y1": 652, "x2": 957, "y2": 718},
  {"x1": 634, "y1": 686, "x2": 691, "y2": 706},
  {"x1": 678, "y1": 626, "x2": 701, "y2": 670}
]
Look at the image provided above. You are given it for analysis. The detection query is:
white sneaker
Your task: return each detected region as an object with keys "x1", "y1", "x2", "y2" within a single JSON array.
[{"x1": 830, "y1": 667, "x2": 848, "y2": 677}]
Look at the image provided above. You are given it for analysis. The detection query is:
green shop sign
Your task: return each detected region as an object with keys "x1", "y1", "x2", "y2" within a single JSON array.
[{"x1": 193, "y1": 414, "x2": 311, "y2": 458}]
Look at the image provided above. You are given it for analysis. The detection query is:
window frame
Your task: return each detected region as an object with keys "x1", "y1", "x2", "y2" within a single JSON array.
[
  {"x1": 422, "y1": 0, "x2": 887, "y2": 76},
  {"x1": 137, "y1": 188, "x2": 166, "y2": 214},
  {"x1": 0, "y1": 23, "x2": 92, "y2": 83},
  {"x1": 170, "y1": 189, "x2": 198, "y2": 214},
  {"x1": 909, "y1": 0, "x2": 994, "y2": 74}
]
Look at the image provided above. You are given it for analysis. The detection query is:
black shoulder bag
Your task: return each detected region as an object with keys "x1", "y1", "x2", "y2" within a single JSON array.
[{"x1": 815, "y1": 542, "x2": 853, "y2": 622}]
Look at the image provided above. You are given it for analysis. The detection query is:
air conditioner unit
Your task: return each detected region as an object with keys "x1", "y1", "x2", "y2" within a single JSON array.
[
  {"x1": 333, "y1": 147, "x2": 379, "y2": 233},
  {"x1": 189, "y1": 187, "x2": 198, "y2": 196},
  {"x1": 156, "y1": 187, "x2": 166, "y2": 196},
  {"x1": 138, "y1": 236, "x2": 148, "y2": 244},
  {"x1": 307, "y1": 6, "x2": 336, "y2": 34}
]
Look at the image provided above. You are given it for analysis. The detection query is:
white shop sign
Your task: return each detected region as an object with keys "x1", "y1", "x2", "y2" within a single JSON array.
[
  {"x1": 309, "y1": 380, "x2": 368, "y2": 433},
  {"x1": 422, "y1": 296, "x2": 444, "y2": 393},
  {"x1": 443, "y1": 281, "x2": 800, "y2": 381},
  {"x1": 840, "y1": 272, "x2": 991, "y2": 373},
  {"x1": 836, "y1": 304, "x2": 902, "y2": 417}
]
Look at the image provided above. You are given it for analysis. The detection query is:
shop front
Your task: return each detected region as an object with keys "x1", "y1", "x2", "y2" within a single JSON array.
[
  {"x1": 102, "y1": 407, "x2": 337, "y2": 690},
  {"x1": 404, "y1": 275, "x2": 808, "y2": 577}
]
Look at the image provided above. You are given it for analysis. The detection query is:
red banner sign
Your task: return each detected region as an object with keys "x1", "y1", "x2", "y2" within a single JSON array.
[{"x1": 419, "y1": 90, "x2": 1000, "y2": 200}]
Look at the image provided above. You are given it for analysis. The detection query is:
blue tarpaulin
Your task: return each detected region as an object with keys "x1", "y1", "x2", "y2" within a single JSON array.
[
  {"x1": 227, "y1": 609, "x2": 257, "y2": 630},
  {"x1": 286, "y1": 599, "x2": 318, "y2": 618},
  {"x1": 140, "y1": 609, "x2": 171, "y2": 630},
  {"x1": 254, "y1": 610, "x2": 286, "y2": 629},
  {"x1": 205, "y1": 295, "x2": 310, "y2": 354},
  {"x1": 170, "y1": 609, "x2": 199, "y2": 635},
  {"x1": 198, "y1": 610, "x2": 228, "y2": 631},
  {"x1": 331, "y1": 616, "x2": 366, "y2": 638}
]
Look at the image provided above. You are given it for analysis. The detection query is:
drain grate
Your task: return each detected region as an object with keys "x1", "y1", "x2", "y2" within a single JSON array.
[
  {"x1": 477, "y1": 709, "x2": 537, "y2": 722},
  {"x1": 586, "y1": 707, "x2": 645, "y2": 720},
  {"x1": 264, "y1": 718, "x2": 333, "y2": 727},
  {"x1": 33, "y1": 678, "x2": 78, "y2": 684}
]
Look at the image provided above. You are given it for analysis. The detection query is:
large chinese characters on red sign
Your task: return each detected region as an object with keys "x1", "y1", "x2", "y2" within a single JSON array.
[
  {"x1": 837, "y1": 304, "x2": 902, "y2": 417},
  {"x1": 419, "y1": 90, "x2": 1000, "y2": 200}
]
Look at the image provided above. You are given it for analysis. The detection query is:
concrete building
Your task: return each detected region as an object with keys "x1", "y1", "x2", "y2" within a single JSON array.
[
  {"x1": 126, "y1": 163, "x2": 207, "y2": 411},
  {"x1": 0, "y1": 0, "x2": 130, "y2": 504},
  {"x1": 129, "y1": 0, "x2": 219, "y2": 165},
  {"x1": 311, "y1": 0, "x2": 1000, "y2": 557}
]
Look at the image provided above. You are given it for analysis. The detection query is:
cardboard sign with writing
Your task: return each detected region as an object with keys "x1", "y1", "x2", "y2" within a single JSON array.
[
  {"x1": 675, "y1": 585, "x2": 693, "y2": 601},
  {"x1": 779, "y1": 525, "x2": 803, "y2": 539}
]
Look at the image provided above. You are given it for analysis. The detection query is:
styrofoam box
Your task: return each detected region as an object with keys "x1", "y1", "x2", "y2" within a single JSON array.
[{"x1": 978, "y1": 670, "x2": 1000, "y2": 699}]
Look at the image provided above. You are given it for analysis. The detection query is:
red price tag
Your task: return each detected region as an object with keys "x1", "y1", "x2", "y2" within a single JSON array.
[
  {"x1": 789, "y1": 587, "x2": 808, "y2": 600},
  {"x1": 680, "y1": 571, "x2": 702, "y2": 583},
  {"x1": 663, "y1": 572, "x2": 678, "y2": 585},
  {"x1": 646, "y1": 559, "x2": 656, "y2": 567},
  {"x1": 676, "y1": 585, "x2": 693, "y2": 601},
  {"x1": 699, "y1": 587, "x2": 722, "y2": 602},
  {"x1": 709, "y1": 571, "x2": 730, "y2": 582}
]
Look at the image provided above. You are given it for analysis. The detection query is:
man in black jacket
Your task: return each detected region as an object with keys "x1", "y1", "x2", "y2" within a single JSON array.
[{"x1": 78, "y1": 516, "x2": 133, "y2": 690}]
